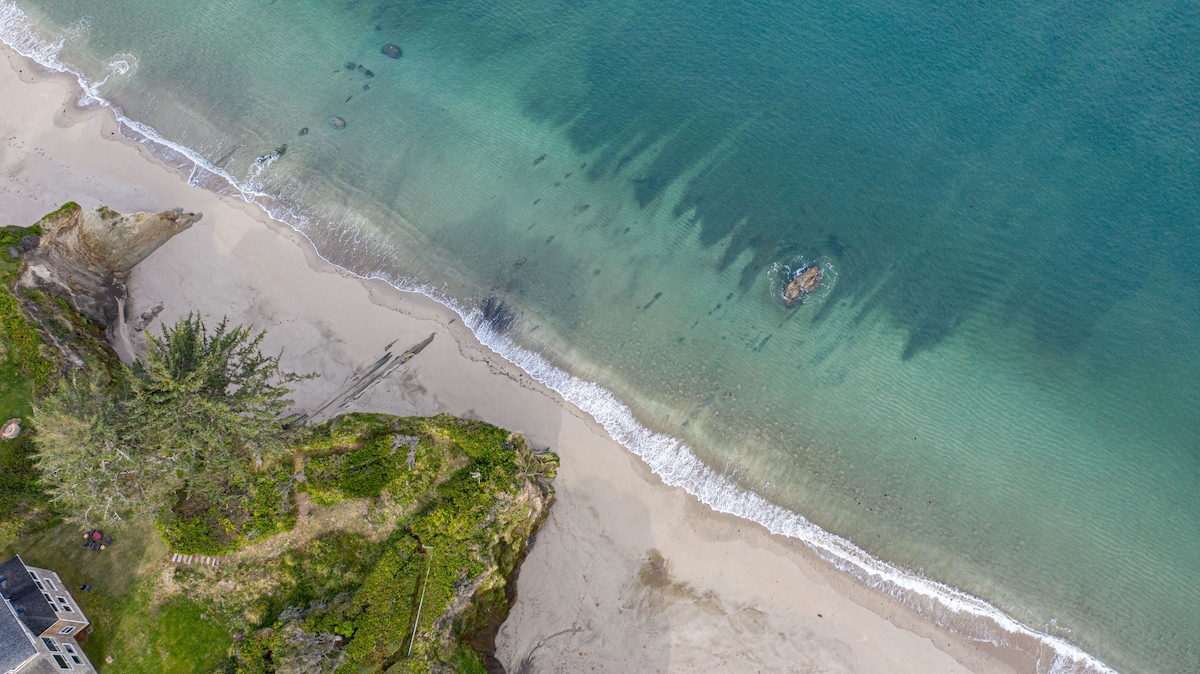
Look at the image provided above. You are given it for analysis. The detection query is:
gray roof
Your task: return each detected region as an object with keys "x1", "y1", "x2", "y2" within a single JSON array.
[
  {"x1": 0, "y1": 556, "x2": 58, "y2": 637},
  {"x1": 0, "y1": 592, "x2": 37, "y2": 674}
]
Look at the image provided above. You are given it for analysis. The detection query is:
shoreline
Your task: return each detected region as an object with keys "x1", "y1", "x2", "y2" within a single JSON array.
[{"x1": 0, "y1": 39, "x2": 1082, "y2": 674}]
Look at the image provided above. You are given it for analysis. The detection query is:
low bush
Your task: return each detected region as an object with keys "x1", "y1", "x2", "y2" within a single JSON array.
[{"x1": 160, "y1": 462, "x2": 297, "y2": 555}]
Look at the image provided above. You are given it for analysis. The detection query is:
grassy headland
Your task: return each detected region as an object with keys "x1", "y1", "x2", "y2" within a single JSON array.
[{"x1": 1, "y1": 204, "x2": 558, "y2": 673}]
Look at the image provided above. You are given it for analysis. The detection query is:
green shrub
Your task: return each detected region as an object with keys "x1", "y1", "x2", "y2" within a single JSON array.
[
  {"x1": 0, "y1": 287, "x2": 53, "y2": 391},
  {"x1": 338, "y1": 435, "x2": 400, "y2": 498},
  {"x1": 159, "y1": 463, "x2": 297, "y2": 555},
  {"x1": 301, "y1": 414, "x2": 449, "y2": 507},
  {"x1": 289, "y1": 414, "x2": 551, "y2": 670}
]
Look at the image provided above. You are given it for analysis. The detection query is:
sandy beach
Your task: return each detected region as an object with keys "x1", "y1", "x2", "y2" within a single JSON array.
[{"x1": 1, "y1": 45, "x2": 1027, "y2": 674}]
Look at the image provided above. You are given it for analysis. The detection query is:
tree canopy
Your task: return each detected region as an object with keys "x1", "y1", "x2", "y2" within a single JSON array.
[{"x1": 34, "y1": 314, "x2": 307, "y2": 526}]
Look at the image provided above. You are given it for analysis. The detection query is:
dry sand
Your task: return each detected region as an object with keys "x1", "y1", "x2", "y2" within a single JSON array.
[{"x1": 1, "y1": 45, "x2": 1028, "y2": 674}]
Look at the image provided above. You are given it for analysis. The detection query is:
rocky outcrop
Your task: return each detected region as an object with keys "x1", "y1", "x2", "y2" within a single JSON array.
[
  {"x1": 19, "y1": 204, "x2": 200, "y2": 327},
  {"x1": 784, "y1": 264, "x2": 823, "y2": 307}
]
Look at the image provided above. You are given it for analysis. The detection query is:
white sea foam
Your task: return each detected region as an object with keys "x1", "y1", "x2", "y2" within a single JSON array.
[{"x1": 0, "y1": 4, "x2": 1119, "y2": 672}]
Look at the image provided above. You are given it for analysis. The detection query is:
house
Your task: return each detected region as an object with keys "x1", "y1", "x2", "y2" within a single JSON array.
[{"x1": 0, "y1": 556, "x2": 96, "y2": 674}]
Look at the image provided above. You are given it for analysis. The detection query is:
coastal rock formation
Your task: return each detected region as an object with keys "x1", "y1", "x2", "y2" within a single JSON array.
[
  {"x1": 382, "y1": 43, "x2": 402, "y2": 58},
  {"x1": 784, "y1": 264, "x2": 823, "y2": 307},
  {"x1": 254, "y1": 144, "x2": 286, "y2": 166},
  {"x1": 19, "y1": 204, "x2": 200, "y2": 327},
  {"x1": 329, "y1": 116, "x2": 346, "y2": 130}
]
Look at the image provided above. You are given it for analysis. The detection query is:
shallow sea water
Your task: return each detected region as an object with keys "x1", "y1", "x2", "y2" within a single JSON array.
[{"x1": 4, "y1": 1, "x2": 1199, "y2": 671}]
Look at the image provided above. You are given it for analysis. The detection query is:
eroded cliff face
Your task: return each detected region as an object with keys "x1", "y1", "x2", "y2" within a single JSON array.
[{"x1": 19, "y1": 204, "x2": 200, "y2": 327}]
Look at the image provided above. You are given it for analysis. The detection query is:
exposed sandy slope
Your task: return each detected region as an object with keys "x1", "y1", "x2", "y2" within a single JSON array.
[{"x1": 1, "y1": 46, "x2": 1025, "y2": 674}]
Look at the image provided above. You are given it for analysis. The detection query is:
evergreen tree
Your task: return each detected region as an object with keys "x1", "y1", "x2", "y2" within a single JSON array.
[
  {"x1": 34, "y1": 314, "x2": 307, "y2": 526},
  {"x1": 33, "y1": 373, "x2": 176, "y2": 525}
]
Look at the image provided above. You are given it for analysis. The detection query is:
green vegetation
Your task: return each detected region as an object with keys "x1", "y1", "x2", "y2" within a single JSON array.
[
  {"x1": 2, "y1": 521, "x2": 237, "y2": 674},
  {"x1": 0, "y1": 204, "x2": 152, "y2": 539},
  {"x1": 36, "y1": 201, "x2": 80, "y2": 223},
  {"x1": 1, "y1": 224, "x2": 49, "y2": 408},
  {"x1": 301, "y1": 413, "x2": 450, "y2": 506},
  {"x1": 20, "y1": 413, "x2": 556, "y2": 673},
  {"x1": 0, "y1": 223, "x2": 54, "y2": 539},
  {"x1": 2, "y1": 206, "x2": 558, "y2": 672},
  {"x1": 231, "y1": 414, "x2": 557, "y2": 673},
  {"x1": 159, "y1": 458, "x2": 298, "y2": 555},
  {"x1": 34, "y1": 313, "x2": 307, "y2": 529}
]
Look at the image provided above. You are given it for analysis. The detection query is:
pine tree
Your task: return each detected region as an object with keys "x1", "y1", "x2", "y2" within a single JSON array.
[{"x1": 34, "y1": 314, "x2": 308, "y2": 526}]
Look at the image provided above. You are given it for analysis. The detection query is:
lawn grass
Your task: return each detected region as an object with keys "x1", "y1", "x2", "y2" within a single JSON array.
[
  {"x1": 3, "y1": 520, "x2": 236, "y2": 673},
  {"x1": 3, "y1": 522, "x2": 165, "y2": 662},
  {"x1": 114, "y1": 595, "x2": 233, "y2": 674},
  {"x1": 4, "y1": 521, "x2": 226, "y2": 672}
]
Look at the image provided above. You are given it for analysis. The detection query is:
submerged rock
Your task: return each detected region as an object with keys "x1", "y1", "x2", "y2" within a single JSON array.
[
  {"x1": 254, "y1": 144, "x2": 287, "y2": 166},
  {"x1": 382, "y1": 43, "x2": 402, "y2": 58},
  {"x1": 344, "y1": 61, "x2": 356, "y2": 70},
  {"x1": 19, "y1": 204, "x2": 201, "y2": 327},
  {"x1": 481, "y1": 294, "x2": 515, "y2": 332},
  {"x1": 298, "y1": 127, "x2": 308, "y2": 136},
  {"x1": 784, "y1": 264, "x2": 823, "y2": 307},
  {"x1": 362, "y1": 68, "x2": 374, "y2": 78},
  {"x1": 329, "y1": 116, "x2": 346, "y2": 130}
]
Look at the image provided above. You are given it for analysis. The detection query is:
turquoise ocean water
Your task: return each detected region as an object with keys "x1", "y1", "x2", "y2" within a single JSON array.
[{"x1": 3, "y1": 1, "x2": 1198, "y2": 671}]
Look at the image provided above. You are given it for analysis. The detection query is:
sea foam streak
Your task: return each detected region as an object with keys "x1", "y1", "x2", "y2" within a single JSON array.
[{"x1": 0, "y1": 3, "x2": 1117, "y2": 672}]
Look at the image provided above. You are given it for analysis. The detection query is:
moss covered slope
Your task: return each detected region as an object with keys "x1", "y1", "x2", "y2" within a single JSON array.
[{"x1": 179, "y1": 413, "x2": 558, "y2": 674}]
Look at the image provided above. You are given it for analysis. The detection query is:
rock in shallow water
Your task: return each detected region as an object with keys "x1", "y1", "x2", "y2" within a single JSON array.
[
  {"x1": 329, "y1": 116, "x2": 346, "y2": 130},
  {"x1": 481, "y1": 295, "x2": 515, "y2": 332},
  {"x1": 784, "y1": 264, "x2": 823, "y2": 307},
  {"x1": 382, "y1": 43, "x2": 402, "y2": 58},
  {"x1": 254, "y1": 144, "x2": 287, "y2": 166}
]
